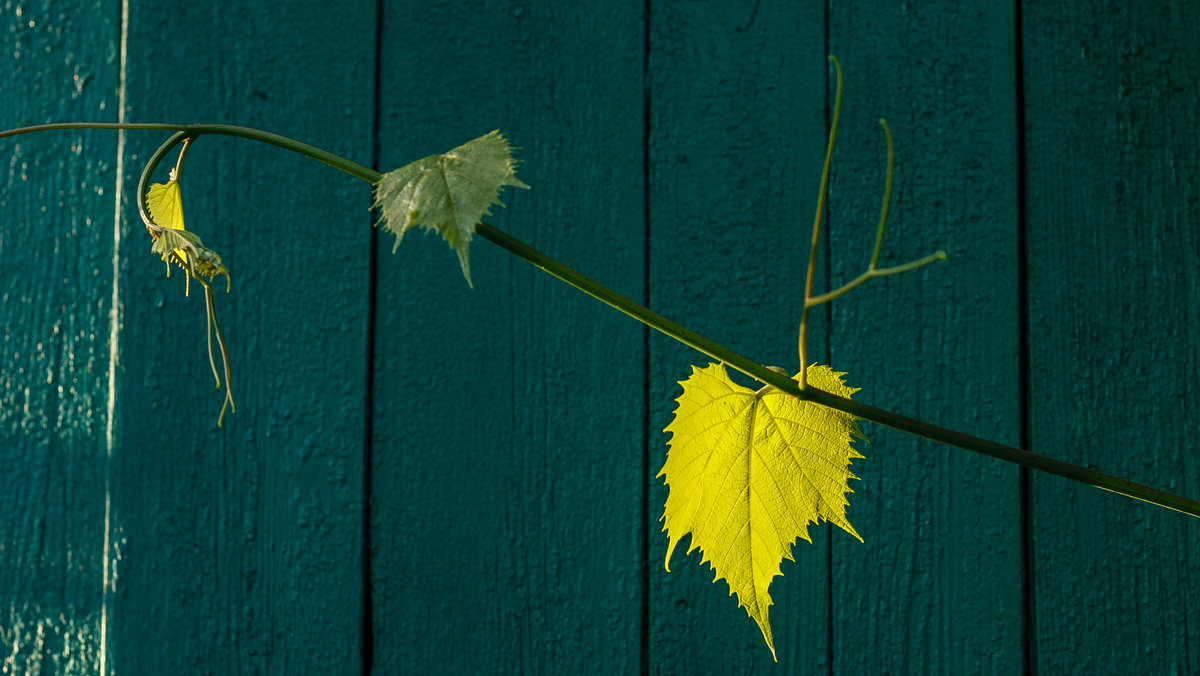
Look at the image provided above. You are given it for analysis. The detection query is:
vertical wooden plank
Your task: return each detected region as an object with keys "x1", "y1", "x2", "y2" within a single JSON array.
[
  {"x1": 0, "y1": 3, "x2": 118, "y2": 673},
  {"x1": 826, "y1": 3, "x2": 1024, "y2": 673},
  {"x1": 371, "y1": 2, "x2": 645, "y2": 673},
  {"x1": 1024, "y1": 2, "x2": 1200, "y2": 671},
  {"x1": 107, "y1": 2, "x2": 374, "y2": 672},
  {"x1": 646, "y1": 2, "x2": 832, "y2": 671}
]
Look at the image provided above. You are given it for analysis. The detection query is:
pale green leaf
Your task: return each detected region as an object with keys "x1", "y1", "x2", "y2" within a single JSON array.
[
  {"x1": 149, "y1": 226, "x2": 199, "y2": 255},
  {"x1": 659, "y1": 363, "x2": 866, "y2": 659},
  {"x1": 372, "y1": 130, "x2": 529, "y2": 286}
]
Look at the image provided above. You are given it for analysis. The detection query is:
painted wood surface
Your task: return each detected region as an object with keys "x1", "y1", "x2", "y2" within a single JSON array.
[
  {"x1": 1, "y1": 2, "x2": 118, "y2": 673},
  {"x1": 105, "y1": 1, "x2": 374, "y2": 673},
  {"x1": 370, "y1": 2, "x2": 646, "y2": 672},
  {"x1": 1023, "y1": 2, "x2": 1200, "y2": 672},
  {"x1": 2, "y1": 1, "x2": 1199, "y2": 674},
  {"x1": 826, "y1": 4, "x2": 1025, "y2": 674}
]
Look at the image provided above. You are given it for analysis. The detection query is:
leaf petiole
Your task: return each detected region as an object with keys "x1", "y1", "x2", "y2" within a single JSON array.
[{"x1": 171, "y1": 136, "x2": 194, "y2": 181}]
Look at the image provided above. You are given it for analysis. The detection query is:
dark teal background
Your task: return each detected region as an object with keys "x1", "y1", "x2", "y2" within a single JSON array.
[{"x1": 3, "y1": 1, "x2": 1199, "y2": 673}]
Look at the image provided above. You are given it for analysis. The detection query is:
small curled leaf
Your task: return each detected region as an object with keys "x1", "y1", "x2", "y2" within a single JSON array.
[
  {"x1": 147, "y1": 223, "x2": 229, "y2": 288},
  {"x1": 148, "y1": 225, "x2": 199, "y2": 253},
  {"x1": 372, "y1": 130, "x2": 530, "y2": 286}
]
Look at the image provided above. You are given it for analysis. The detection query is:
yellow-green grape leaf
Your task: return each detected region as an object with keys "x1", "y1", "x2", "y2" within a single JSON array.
[
  {"x1": 145, "y1": 179, "x2": 187, "y2": 267},
  {"x1": 144, "y1": 179, "x2": 228, "y2": 287},
  {"x1": 659, "y1": 363, "x2": 866, "y2": 659},
  {"x1": 372, "y1": 130, "x2": 530, "y2": 287}
]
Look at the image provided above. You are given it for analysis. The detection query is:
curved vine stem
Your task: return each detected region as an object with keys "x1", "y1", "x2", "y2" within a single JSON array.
[
  {"x1": 1, "y1": 122, "x2": 377, "y2": 182},
  {"x1": 5, "y1": 119, "x2": 1199, "y2": 518},
  {"x1": 137, "y1": 131, "x2": 235, "y2": 426}
]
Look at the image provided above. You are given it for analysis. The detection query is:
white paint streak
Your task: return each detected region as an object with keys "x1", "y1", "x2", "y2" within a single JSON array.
[{"x1": 100, "y1": 2, "x2": 129, "y2": 674}]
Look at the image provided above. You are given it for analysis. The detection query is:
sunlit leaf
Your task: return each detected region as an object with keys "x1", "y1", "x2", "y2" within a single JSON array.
[
  {"x1": 146, "y1": 179, "x2": 187, "y2": 267},
  {"x1": 659, "y1": 363, "x2": 866, "y2": 659}
]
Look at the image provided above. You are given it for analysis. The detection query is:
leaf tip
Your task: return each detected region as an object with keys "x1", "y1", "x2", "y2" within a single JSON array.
[
  {"x1": 755, "y1": 616, "x2": 777, "y2": 661},
  {"x1": 663, "y1": 533, "x2": 682, "y2": 573},
  {"x1": 841, "y1": 521, "x2": 864, "y2": 543}
]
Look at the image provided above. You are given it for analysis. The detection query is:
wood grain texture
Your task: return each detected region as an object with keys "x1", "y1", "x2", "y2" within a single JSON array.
[
  {"x1": 827, "y1": 3, "x2": 1024, "y2": 673},
  {"x1": 371, "y1": 1, "x2": 646, "y2": 672},
  {"x1": 6, "y1": 0, "x2": 1200, "y2": 672},
  {"x1": 0, "y1": 3, "x2": 118, "y2": 672},
  {"x1": 1023, "y1": 2, "x2": 1200, "y2": 671},
  {"x1": 106, "y1": 1, "x2": 373, "y2": 672},
  {"x1": 646, "y1": 2, "x2": 832, "y2": 671}
]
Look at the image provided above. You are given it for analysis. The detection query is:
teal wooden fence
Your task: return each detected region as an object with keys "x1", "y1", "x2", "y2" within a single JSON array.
[{"x1": 3, "y1": 1, "x2": 1198, "y2": 673}]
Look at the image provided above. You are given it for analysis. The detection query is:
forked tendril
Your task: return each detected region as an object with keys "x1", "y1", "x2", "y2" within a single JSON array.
[{"x1": 797, "y1": 56, "x2": 948, "y2": 388}]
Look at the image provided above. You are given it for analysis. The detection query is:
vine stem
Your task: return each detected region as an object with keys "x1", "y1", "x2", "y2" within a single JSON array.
[
  {"x1": 475, "y1": 223, "x2": 1200, "y2": 519},
  {"x1": 6, "y1": 121, "x2": 1200, "y2": 518},
  {"x1": 0, "y1": 122, "x2": 375, "y2": 182}
]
